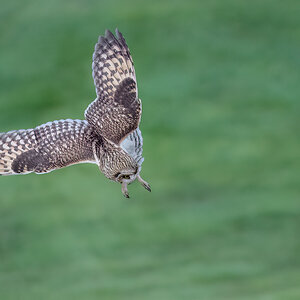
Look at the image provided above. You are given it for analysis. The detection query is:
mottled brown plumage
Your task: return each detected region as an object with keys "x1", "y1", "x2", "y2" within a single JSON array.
[
  {"x1": 85, "y1": 29, "x2": 141, "y2": 144},
  {"x1": 0, "y1": 29, "x2": 150, "y2": 198}
]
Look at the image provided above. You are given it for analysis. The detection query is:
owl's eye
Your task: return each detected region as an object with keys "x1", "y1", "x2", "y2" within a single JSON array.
[{"x1": 122, "y1": 175, "x2": 130, "y2": 180}]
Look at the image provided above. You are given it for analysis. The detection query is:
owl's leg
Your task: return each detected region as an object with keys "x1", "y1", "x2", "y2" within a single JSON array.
[
  {"x1": 122, "y1": 182, "x2": 130, "y2": 198},
  {"x1": 137, "y1": 175, "x2": 151, "y2": 192}
]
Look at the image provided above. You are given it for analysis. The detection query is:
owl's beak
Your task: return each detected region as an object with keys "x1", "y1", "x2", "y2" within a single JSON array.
[
  {"x1": 137, "y1": 174, "x2": 151, "y2": 192},
  {"x1": 122, "y1": 182, "x2": 130, "y2": 198}
]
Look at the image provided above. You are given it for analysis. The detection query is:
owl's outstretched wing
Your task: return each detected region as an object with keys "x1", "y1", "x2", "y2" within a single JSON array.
[
  {"x1": 0, "y1": 119, "x2": 96, "y2": 175},
  {"x1": 85, "y1": 29, "x2": 141, "y2": 145}
]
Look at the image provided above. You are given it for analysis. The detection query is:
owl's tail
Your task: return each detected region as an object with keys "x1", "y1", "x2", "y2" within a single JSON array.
[{"x1": 0, "y1": 129, "x2": 36, "y2": 175}]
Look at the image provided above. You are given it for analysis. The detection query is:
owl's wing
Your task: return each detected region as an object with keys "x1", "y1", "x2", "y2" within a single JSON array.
[
  {"x1": 120, "y1": 127, "x2": 144, "y2": 167},
  {"x1": 85, "y1": 29, "x2": 141, "y2": 145},
  {"x1": 0, "y1": 119, "x2": 96, "y2": 175}
]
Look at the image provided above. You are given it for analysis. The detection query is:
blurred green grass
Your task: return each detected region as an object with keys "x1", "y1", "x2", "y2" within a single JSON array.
[{"x1": 1, "y1": 0, "x2": 300, "y2": 299}]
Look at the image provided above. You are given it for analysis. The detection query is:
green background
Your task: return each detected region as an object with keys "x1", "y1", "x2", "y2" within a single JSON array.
[{"x1": 0, "y1": 0, "x2": 300, "y2": 299}]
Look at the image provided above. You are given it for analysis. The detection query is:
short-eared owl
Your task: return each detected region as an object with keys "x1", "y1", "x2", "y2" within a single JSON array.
[{"x1": 0, "y1": 29, "x2": 150, "y2": 198}]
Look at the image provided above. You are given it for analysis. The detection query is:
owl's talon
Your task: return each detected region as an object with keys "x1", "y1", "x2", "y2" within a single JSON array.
[
  {"x1": 137, "y1": 175, "x2": 151, "y2": 192},
  {"x1": 143, "y1": 183, "x2": 151, "y2": 192},
  {"x1": 122, "y1": 182, "x2": 130, "y2": 198}
]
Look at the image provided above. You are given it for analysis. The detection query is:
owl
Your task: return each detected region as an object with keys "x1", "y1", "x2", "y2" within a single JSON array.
[{"x1": 0, "y1": 29, "x2": 151, "y2": 198}]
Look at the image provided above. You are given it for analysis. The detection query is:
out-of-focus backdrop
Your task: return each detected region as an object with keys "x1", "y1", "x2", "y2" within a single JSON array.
[{"x1": 0, "y1": 0, "x2": 299, "y2": 299}]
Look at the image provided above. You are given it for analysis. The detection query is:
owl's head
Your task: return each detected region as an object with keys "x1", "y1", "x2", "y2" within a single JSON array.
[
  {"x1": 113, "y1": 166, "x2": 151, "y2": 198},
  {"x1": 98, "y1": 145, "x2": 151, "y2": 198}
]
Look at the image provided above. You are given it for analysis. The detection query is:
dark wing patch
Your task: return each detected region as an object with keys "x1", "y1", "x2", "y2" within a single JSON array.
[
  {"x1": 11, "y1": 149, "x2": 41, "y2": 174},
  {"x1": 86, "y1": 77, "x2": 141, "y2": 144},
  {"x1": 85, "y1": 29, "x2": 141, "y2": 145},
  {"x1": 0, "y1": 120, "x2": 96, "y2": 175}
]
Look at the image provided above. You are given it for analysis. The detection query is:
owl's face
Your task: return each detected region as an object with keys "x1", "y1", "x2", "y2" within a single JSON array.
[
  {"x1": 114, "y1": 166, "x2": 150, "y2": 198},
  {"x1": 98, "y1": 144, "x2": 150, "y2": 198},
  {"x1": 111, "y1": 165, "x2": 140, "y2": 198},
  {"x1": 114, "y1": 168, "x2": 138, "y2": 184}
]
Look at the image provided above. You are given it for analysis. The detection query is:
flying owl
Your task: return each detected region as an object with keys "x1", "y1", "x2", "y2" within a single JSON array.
[{"x1": 0, "y1": 29, "x2": 151, "y2": 198}]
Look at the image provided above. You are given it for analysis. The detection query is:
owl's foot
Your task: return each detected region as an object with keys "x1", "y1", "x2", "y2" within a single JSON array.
[
  {"x1": 137, "y1": 175, "x2": 151, "y2": 192},
  {"x1": 122, "y1": 182, "x2": 130, "y2": 198}
]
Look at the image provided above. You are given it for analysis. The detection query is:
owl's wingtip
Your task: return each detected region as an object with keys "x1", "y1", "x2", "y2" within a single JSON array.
[
  {"x1": 105, "y1": 29, "x2": 114, "y2": 39},
  {"x1": 115, "y1": 28, "x2": 124, "y2": 40}
]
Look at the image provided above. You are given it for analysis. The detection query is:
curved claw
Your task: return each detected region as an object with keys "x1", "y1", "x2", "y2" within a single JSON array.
[
  {"x1": 122, "y1": 182, "x2": 130, "y2": 198},
  {"x1": 137, "y1": 175, "x2": 151, "y2": 192}
]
